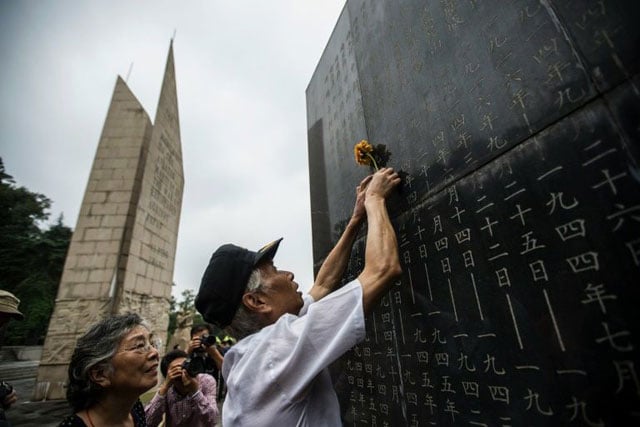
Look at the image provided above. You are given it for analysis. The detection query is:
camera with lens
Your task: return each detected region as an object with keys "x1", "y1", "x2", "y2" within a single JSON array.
[
  {"x1": 182, "y1": 355, "x2": 206, "y2": 377},
  {"x1": 0, "y1": 381, "x2": 13, "y2": 403},
  {"x1": 181, "y1": 334, "x2": 217, "y2": 377},
  {"x1": 198, "y1": 334, "x2": 218, "y2": 347}
]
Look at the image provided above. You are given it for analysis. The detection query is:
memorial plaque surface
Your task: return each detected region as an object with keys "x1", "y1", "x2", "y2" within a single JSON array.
[{"x1": 306, "y1": 1, "x2": 640, "y2": 424}]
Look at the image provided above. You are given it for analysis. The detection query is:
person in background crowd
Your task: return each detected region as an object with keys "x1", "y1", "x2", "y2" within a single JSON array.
[
  {"x1": 58, "y1": 313, "x2": 159, "y2": 427},
  {"x1": 144, "y1": 349, "x2": 218, "y2": 426},
  {"x1": 187, "y1": 324, "x2": 224, "y2": 373},
  {"x1": 195, "y1": 168, "x2": 402, "y2": 426},
  {"x1": 0, "y1": 290, "x2": 24, "y2": 427},
  {"x1": 218, "y1": 335, "x2": 236, "y2": 356},
  {"x1": 188, "y1": 323, "x2": 225, "y2": 399}
]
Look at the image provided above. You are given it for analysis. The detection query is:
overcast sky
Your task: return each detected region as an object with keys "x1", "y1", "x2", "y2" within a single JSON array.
[{"x1": 0, "y1": 1, "x2": 346, "y2": 299}]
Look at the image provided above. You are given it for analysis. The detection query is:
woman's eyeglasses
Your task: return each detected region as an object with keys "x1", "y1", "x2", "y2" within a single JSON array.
[{"x1": 121, "y1": 338, "x2": 159, "y2": 354}]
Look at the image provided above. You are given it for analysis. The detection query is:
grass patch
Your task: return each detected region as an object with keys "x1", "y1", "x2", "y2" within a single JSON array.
[{"x1": 139, "y1": 389, "x2": 156, "y2": 405}]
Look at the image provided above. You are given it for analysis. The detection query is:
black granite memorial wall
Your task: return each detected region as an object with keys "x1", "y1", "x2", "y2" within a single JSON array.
[{"x1": 306, "y1": 1, "x2": 640, "y2": 425}]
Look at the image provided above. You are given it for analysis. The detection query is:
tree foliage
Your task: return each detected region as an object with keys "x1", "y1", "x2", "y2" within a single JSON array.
[
  {"x1": 166, "y1": 287, "x2": 204, "y2": 341},
  {"x1": 0, "y1": 158, "x2": 72, "y2": 345}
]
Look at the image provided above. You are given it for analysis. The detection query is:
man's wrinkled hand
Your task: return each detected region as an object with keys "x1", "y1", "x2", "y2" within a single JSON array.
[
  {"x1": 365, "y1": 168, "x2": 400, "y2": 201},
  {"x1": 188, "y1": 337, "x2": 202, "y2": 354},
  {"x1": 352, "y1": 175, "x2": 373, "y2": 221},
  {"x1": 181, "y1": 370, "x2": 200, "y2": 395}
]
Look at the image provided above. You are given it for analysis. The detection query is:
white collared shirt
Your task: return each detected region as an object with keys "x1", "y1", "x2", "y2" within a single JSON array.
[{"x1": 222, "y1": 280, "x2": 365, "y2": 426}]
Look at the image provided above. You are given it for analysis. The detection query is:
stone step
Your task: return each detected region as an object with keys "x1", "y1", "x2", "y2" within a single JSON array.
[
  {"x1": 0, "y1": 347, "x2": 16, "y2": 362},
  {"x1": 0, "y1": 361, "x2": 39, "y2": 382}
]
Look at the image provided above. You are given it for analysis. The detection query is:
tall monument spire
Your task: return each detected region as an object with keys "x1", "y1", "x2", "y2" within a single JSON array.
[
  {"x1": 115, "y1": 39, "x2": 184, "y2": 328},
  {"x1": 34, "y1": 42, "x2": 183, "y2": 400}
]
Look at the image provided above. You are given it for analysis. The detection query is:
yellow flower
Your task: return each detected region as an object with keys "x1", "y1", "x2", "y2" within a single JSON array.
[{"x1": 354, "y1": 139, "x2": 378, "y2": 170}]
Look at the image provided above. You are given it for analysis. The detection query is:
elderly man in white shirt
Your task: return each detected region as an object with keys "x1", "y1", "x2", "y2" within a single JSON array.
[{"x1": 195, "y1": 167, "x2": 402, "y2": 426}]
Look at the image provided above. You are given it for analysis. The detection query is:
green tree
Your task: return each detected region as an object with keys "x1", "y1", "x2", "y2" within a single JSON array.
[
  {"x1": 0, "y1": 159, "x2": 51, "y2": 293},
  {"x1": 167, "y1": 292, "x2": 178, "y2": 335},
  {"x1": 166, "y1": 288, "x2": 204, "y2": 342},
  {"x1": 8, "y1": 216, "x2": 72, "y2": 344},
  {"x1": 0, "y1": 158, "x2": 72, "y2": 345}
]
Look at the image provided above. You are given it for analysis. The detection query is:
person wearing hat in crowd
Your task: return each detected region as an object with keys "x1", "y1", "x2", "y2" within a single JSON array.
[
  {"x1": 195, "y1": 167, "x2": 402, "y2": 426},
  {"x1": 0, "y1": 290, "x2": 24, "y2": 427}
]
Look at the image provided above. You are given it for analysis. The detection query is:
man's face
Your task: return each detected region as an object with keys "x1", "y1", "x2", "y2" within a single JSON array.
[
  {"x1": 190, "y1": 329, "x2": 211, "y2": 353},
  {"x1": 258, "y1": 261, "x2": 304, "y2": 319}
]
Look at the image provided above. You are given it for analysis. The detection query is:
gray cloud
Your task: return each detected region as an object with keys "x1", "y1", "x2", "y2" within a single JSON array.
[{"x1": 0, "y1": 0, "x2": 346, "y2": 296}]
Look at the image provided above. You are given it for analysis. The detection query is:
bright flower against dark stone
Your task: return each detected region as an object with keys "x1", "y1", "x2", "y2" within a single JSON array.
[{"x1": 354, "y1": 139, "x2": 379, "y2": 171}]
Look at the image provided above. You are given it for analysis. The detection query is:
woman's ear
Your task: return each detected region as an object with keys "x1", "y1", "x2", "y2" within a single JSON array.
[
  {"x1": 242, "y1": 291, "x2": 271, "y2": 314},
  {"x1": 89, "y1": 366, "x2": 111, "y2": 388}
]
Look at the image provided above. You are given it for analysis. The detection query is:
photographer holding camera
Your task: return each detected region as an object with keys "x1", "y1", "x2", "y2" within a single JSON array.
[
  {"x1": 144, "y1": 349, "x2": 219, "y2": 427},
  {"x1": 0, "y1": 290, "x2": 24, "y2": 427},
  {"x1": 187, "y1": 324, "x2": 224, "y2": 376}
]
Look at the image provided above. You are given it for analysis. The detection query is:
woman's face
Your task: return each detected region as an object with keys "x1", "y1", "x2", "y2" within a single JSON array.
[{"x1": 105, "y1": 325, "x2": 159, "y2": 396}]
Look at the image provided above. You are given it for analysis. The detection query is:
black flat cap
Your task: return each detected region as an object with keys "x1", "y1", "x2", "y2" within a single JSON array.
[{"x1": 195, "y1": 238, "x2": 282, "y2": 328}]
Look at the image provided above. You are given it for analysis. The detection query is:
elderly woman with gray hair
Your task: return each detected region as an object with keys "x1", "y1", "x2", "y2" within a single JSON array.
[{"x1": 58, "y1": 313, "x2": 160, "y2": 427}]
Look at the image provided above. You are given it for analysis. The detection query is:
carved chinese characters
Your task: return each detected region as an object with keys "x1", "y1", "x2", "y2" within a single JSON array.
[{"x1": 307, "y1": 0, "x2": 639, "y2": 425}]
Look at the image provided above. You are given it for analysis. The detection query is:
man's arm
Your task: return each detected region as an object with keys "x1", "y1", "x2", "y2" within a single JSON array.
[
  {"x1": 309, "y1": 175, "x2": 372, "y2": 301},
  {"x1": 144, "y1": 388, "x2": 168, "y2": 426},
  {"x1": 145, "y1": 364, "x2": 181, "y2": 425},
  {"x1": 206, "y1": 345, "x2": 224, "y2": 371},
  {"x1": 192, "y1": 374, "x2": 219, "y2": 424},
  {"x1": 356, "y1": 168, "x2": 402, "y2": 314}
]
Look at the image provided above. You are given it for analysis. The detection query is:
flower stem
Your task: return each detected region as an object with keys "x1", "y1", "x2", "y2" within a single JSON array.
[{"x1": 366, "y1": 153, "x2": 379, "y2": 171}]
